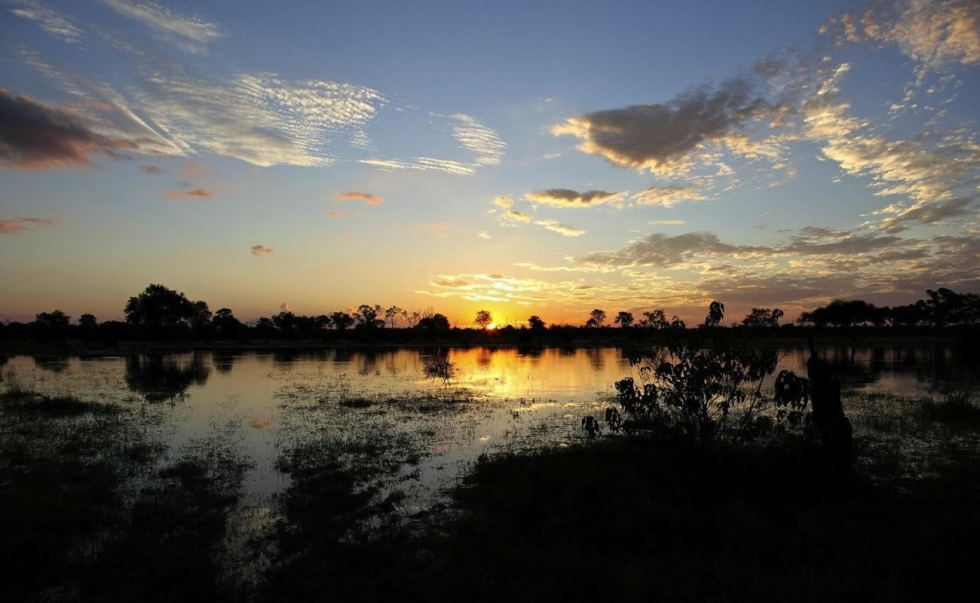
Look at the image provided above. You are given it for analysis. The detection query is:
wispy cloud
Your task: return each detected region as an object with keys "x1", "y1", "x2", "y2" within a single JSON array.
[
  {"x1": 450, "y1": 113, "x2": 506, "y2": 166},
  {"x1": 336, "y1": 191, "x2": 383, "y2": 206},
  {"x1": 535, "y1": 219, "x2": 585, "y2": 236},
  {"x1": 0, "y1": 88, "x2": 134, "y2": 169},
  {"x1": 102, "y1": 0, "x2": 222, "y2": 53},
  {"x1": 359, "y1": 156, "x2": 476, "y2": 175},
  {"x1": 136, "y1": 72, "x2": 385, "y2": 167},
  {"x1": 525, "y1": 188, "x2": 622, "y2": 208},
  {"x1": 632, "y1": 185, "x2": 706, "y2": 207},
  {"x1": 9, "y1": 1, "x2": 82, "y2": 43},
  {"x1": 502, "y1": 209, "x2": 533, "y2": 223},
  {"x1": 649, "y1": 219, "x2": 686, "y2": 225},
  {"x1": 139, "y1": 164, "x2": 162, "y2": 174},
  {"x1": 478, "y1": 231, "x2": 491, "y2": 239},
  {"x1": 250, "y1": 244, "x2": 274, "y2": 256},
  {"x1": 0, "y1": 217, "x2": 60, "y2": 234},
  {"x1": 164, "y1": 188, "x2": 213, "y2": 199},
  {"x1": 492, "y1": 196, "x2": 514, "y2": 210}
]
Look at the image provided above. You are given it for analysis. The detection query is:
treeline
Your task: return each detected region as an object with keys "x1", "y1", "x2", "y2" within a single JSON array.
[{"x1": 1, "y1": 284, "x2": 978, "y2": 349}]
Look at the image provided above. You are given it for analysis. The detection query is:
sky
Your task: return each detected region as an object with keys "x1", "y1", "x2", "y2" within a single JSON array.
[{"x1": 1, "y1": 0, "x2": 979, "y2": 326}]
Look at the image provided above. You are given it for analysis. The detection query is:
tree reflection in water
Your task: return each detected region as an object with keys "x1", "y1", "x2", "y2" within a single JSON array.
[{"x1": 124, "y1": 353, "x2": 211, "y2": 402}]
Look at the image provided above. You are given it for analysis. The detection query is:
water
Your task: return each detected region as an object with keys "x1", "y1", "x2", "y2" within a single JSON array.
[{"x1": 2, "y1": 345, "x2": 977, "y2": 512}]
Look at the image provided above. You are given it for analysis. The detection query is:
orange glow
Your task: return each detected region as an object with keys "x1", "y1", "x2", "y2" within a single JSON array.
[{"x1": 486, "y1": 322, "x2": 497, "y2": 330}]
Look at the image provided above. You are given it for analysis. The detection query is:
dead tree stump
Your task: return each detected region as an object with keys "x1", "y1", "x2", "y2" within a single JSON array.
[{"x1": 806, "y1": 342, "x2": 853, "y2": 462}]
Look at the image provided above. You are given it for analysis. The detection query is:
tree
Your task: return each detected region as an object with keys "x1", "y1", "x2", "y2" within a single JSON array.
[
  {"x1": 331, "y1": 312, "x2": 355, "y2": 331},
  {"x1": 417, "y1": 313, "x2": 450, "y2": 330},
  {"x1": 586, "y1": 309, "x2": 606, "y2": 328},
  {"x1": 354, "y1": 304, "x2": 384, "y2": 329},
  {"x1": 78, "y1": 314, "x2": 98, "y2": 329},
  {"x1": 402, "y1": 309, "x2": 422, "y2": 328},
  {"x1": 34, "y1": 310, "x2": 70, "y2": 329},
  {"x1": 474, "y1": 309, "x2": 493, "y2": 330},
  {"x1": 703, "y1": 301, "x2": 725, "y2": 327},
  {"x1": 741, "y1": 308, "x2": 784, "y2": 328},
  {"x1": 642, "y1": 310, "x2": 669, "y2": 330},
  {"x1": 124, "y1": 284, "x2": 200, "y2": 332},
  {"x1": 385, "y1": 306, "x2": 403, "y2": 329},
  {"x1": 212, "y1": 308, "x2": 243, "y2": 338},
  {"x1": 527, "y1": 315, "x2": 546, "y2": 331},
  {"x1": 614, "y1": 311, "x2": 634, "y2": 328}
]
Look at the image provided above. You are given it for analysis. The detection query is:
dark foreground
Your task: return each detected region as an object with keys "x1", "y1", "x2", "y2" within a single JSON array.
[{"x1": 2, "y1": 388, "x2": 980, "y2": 602}]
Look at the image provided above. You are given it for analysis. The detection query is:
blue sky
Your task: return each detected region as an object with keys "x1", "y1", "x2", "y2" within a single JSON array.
[{"x1": 1, "y1": 0, "x2": 979, "y2": 325}]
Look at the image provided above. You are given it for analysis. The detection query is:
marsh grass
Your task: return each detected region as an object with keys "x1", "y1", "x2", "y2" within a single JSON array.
[
  {"x1": 917, "y1": 391, "x2": 980, "y2": 423},
  {"x1": 0, "y1": 388, "x2": 251, "y2": 602}
]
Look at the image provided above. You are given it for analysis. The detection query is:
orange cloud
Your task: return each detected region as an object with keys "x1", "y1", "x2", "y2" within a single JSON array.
[
  {"x1": 0, "y1": 217, "x2": 60, "y2": 234},
  {"x1": 164, "y1": 188, "x2": 213, "y2": 199},
  {"x1": 251, "y1": 244, "x2": 274, "y2": 256},
  {"x1": 325, "y1": 209, "x2": 345, "y2": 218},
  {"x1": 250, "y1": 417, "x2": 274, "y2": 429},
  {"x1": 180, "y1": 163, "x2": 203, "y2": 179},
  {"x1": 336, "y1": 191, "x2": 383, "y2": 205}
]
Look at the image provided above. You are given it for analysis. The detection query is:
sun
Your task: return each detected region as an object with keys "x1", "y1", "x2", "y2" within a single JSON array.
[{"x1": 486, "y1": 322, "x2": 497, "y2": 330}]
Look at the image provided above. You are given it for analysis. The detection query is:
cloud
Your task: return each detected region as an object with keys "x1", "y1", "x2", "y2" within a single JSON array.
[
  {"x1": 180, "y1": 163, "x2": 203, "y2": 179},
  {"x1": 842, "y1": 0, "x2": 980, "y2": 70},
  {"x1": 0, "y1": 217, "x2": 60, "y2": 234},
  {"x1": 336, "y1": 191, "x2": 384, "y2": 206},
  {"x1": 632, "y1": 185, "x2": 706, "y2": 207},
  {"x1": 250, "y1": 244, "x2": 274, "y2": 256},
  {"x1": 478, "y1": 231, "x2": 491, "y2": 239},
  {"x1": 358, "y1": 156, "x2": 476, "y2": 175},
  {"x1": 535, "y1": 219, "x2": 585, "y2": 237},
  {"x1": 503, "y1": 209, "x2": 533, "y2": 223},
  {"x1": 137, "y1": 72, "x2": 384, "y2": 167},
  {"x1": 325, "y1": 209, "x2": 345, "y2": 218},
  {"x1": 0, "y1": 88, "x2": 134, "y2": 169},
  {"x1": 9, "y1": 1, "x2": 82, "y2": 43},
  {"x1": 164, "y1": 188, "x2": 213, "y2": 199},
  {"x1": 102, "y1": 0, "x2": 222, "y2": 53},
  {"x1": 552, "y1": 76, "x2": 779, "y2": 174},
  {"x1": 525, "y1": 188, "x2": 622, "y2": 208},
  {"x1": 451, "y1": 114, "x2": 506, "y2": 166},
  {"x1": 492, "y1": 196, "x2": 514, "y2": 210},
  {"x1": 649, "y1": 220, "x2": 686, "y2": 225},
  {"x1": 574, "y1": 227, "x2": 913, "y2": 268},
  {"x1": 139, "y1": 164, "x2": 162, "y2": 174}
]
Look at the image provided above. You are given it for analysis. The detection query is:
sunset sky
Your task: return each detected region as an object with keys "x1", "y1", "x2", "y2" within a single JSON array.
[{"x1": 2, "y1": 0, "x2": 979, "y2": 326}]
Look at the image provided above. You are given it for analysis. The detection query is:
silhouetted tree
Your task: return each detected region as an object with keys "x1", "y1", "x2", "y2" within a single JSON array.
[
  {"x1": 331, "y1": 312, "x2": 354, "y2": 331},
  {"x1": 212, "y1": 308, "x2": 244, "y2": 338},
  {"x1": 586, "y1": 309, "x2": 606, "y2": 328},
  {"x1": 385, "y1": 306, "x2": 403, "y2": 328},
  {"x1": 78, "y1": 313, "x2": 97, "y2": 329},
  {"x1": 614, "y1": 311, "x2": 634, "y2": 328},
  {"x1": 124, "y1": 284, "x2": 203, "y2": 339},
  {"x1": 703, "y1": 301, "x2": 725, "y2": 327},
  {"x1": 528, "y1": 315, "x2": 546, "y2": 331},
  {"x1": 354, "y1": 305, "x2": 385, "y2": 329},
  {"x1": 642, "y1": 310, "x2": 669, "y2": 330},
  {"x1": 402, "y1": 309, "x2": 421, "y2": 328},
  {"x1": 741, "y1": 308, "x2": 784, "y2": 328},
  {"x1": 417, "y1": 313, "x2": 451, "y2": 331},
  {"x1": 474, "y1": 309, "x2": 493, "y2": 330},
  {"x1": 33, "y1": 310, "x2": 71, "y2": 341},
  {"x1": 670, "y1": 316, "x2": 686, "y2": 330},
  {"x1": 272, "y1": 311, "x2": 296, "y2": 336}
]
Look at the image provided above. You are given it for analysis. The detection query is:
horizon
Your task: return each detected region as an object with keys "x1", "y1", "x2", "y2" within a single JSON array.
[{"x1": 2, "y1": 0, "x2": 979, "y2": 325}]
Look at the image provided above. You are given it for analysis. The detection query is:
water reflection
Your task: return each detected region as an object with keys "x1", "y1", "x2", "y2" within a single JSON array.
[{"x1": 124, "y1": 353, "x2": 211, "y2": 402}]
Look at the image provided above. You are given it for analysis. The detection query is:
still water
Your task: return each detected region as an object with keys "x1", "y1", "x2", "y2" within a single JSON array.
[{"x1": 2, "y1": 346, "x2": 976, "y2": 511}]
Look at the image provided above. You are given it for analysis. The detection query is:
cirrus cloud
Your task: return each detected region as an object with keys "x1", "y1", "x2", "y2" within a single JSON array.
[{"x1": 250, "y1": 245, "x2": 274, "y2": 256}]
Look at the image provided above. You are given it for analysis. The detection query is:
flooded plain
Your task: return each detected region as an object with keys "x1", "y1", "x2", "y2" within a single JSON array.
[{"x1": 3, "y1": 345, "x2": 977, "y2": 512}]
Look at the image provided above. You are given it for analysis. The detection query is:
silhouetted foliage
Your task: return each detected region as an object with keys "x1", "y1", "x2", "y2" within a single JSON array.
[
  {"x1": 354, "y1": 305, "x2": 384, "y2": 330},
  {"x1": 417, "y1": 313, "x2": 450, "y2": 331},
  {"x1": 330, "y1": 312, "x2": 354, "y2": 332},
  {"x1": 586, "y1": 308, "x2": 606, "y2": 328},
  {"x1": 641, "y1": 309, "x2": 669, "y2": 330},
  {"x1": 703, "y1": 300, "x2": 725, "y2": 327},
  {"x1": 614, "y1": 311, "x2": 634, "y2": 328},
  {"x1": 474, "y1": 310, "x2": 493, "y2": 330},
  {"x1": 527, "y1": 315, "x2": 546, "y2": 331},
  {"x1": 741, "y1": 307, "x2": 784, "y2": 328}
]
